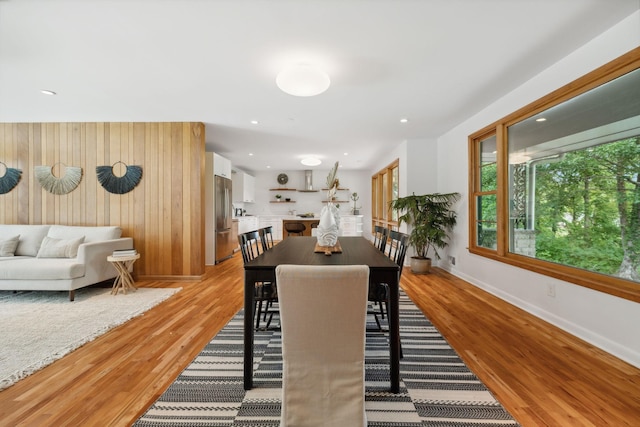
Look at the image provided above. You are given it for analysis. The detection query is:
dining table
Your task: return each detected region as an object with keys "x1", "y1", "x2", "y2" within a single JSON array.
[{"x1": 243, "y1": 236, "x2": 401, "y2": 393}]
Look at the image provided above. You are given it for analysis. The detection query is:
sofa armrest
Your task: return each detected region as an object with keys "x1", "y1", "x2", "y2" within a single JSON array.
[{"x1": 77, "y1": 237, "x2": 135, "y2": 282}]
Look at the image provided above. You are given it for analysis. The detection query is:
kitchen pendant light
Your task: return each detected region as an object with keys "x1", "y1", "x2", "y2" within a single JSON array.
[{"x1": 276, "y1": 63, "x2": 330, "y2": 97}]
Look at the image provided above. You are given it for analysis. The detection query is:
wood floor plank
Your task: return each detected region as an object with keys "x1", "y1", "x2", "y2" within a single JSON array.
[{"x1": 0, "y1": 251, "x2": 638, "y2": 426}]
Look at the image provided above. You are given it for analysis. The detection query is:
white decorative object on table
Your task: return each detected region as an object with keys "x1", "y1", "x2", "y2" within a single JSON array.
[{"x1": 316, "y1": 162, "x2": 340, "y2": 247}]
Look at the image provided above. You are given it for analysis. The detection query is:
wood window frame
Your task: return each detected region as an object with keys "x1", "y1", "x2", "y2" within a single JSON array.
[
  {"x1": 372, "y1": 159, "x2": 399, "y2": 234},
  {"x1": 468, "y1": 47, "x2": 640, "y2": 303}
]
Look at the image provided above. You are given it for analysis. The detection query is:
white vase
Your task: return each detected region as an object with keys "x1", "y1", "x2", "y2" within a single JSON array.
[{"x1": 317, "y1": 203, "x2": 339, "y2": 246}]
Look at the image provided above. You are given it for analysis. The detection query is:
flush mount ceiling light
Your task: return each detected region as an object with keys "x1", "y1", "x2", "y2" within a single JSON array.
[
  {"x1": 301, "y1": 157, "x2": 322, "y2": 166},
  {"x1": 276, "y1": 63, "x2": 330, "y2": 97}
]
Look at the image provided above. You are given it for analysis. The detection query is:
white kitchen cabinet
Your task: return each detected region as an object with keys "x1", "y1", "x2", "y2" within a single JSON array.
[
  {"x1": 233, "y1": 171, "x2": 256, "y2": 203},
  {"x1": 340, "y1": 215, "x2": 363, "y2": 237},
  {"x1": 237, "y1": 216, "x2": 259, "y2": 235},
  {"x1": 213, "y1": 152, "x2": 232, "y2": 179},
  {"x1": 258, "y1": 217, "x2": 283, "y2": 241}
]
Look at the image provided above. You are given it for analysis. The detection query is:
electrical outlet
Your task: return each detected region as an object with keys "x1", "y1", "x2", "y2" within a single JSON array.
[
  {"x1": 547, "y1": 283, "x2": 556, "y2": 297},
  {"x1": 449, "y1": 255, "x2": 456, "y2": 265}
]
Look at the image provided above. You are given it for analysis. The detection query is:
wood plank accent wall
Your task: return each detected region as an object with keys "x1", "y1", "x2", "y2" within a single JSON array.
[{"x1": 0, "y1": 122, "x2": 205, "y2": 279}]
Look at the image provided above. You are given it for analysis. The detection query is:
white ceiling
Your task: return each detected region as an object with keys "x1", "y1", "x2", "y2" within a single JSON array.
[{"x1": 1, "y1": 0, "x2": 638, "y2": 173}]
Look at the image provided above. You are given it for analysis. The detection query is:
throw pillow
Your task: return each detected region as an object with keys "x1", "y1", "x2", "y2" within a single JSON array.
[
  {"x1": 36, "y1": 236, "x2": 85, "y2": 258},
  {"x1": 0, "y1": 235, "x2": 20, "y2": 257}
]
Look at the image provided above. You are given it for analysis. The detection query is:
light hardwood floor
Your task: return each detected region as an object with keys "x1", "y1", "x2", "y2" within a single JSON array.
[{"x1": 1, "y1": 250, "x2": 638, "y2": 426}]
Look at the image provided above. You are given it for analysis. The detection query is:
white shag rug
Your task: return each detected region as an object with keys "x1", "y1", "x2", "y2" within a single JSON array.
[{"x1": 0, "y1": 286, "x2": 181, "y2": 391}]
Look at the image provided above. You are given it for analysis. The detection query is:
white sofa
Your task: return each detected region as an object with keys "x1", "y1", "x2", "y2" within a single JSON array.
[{"x1": 0, "y1": 224, "x2": 133, "y2": 301}]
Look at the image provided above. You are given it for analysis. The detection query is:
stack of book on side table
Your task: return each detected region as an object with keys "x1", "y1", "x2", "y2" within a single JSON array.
[{"x1": 112, "y1": 249, "x2": 138, "y2": 257}]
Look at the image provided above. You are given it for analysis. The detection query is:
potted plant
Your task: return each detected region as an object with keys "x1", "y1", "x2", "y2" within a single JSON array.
[
  {"x1": 275, "y1": 194, "x2": 282, "y2": 202},
  {"x1": 390, "y1": 192, "x2": 460, "y2": 274}
]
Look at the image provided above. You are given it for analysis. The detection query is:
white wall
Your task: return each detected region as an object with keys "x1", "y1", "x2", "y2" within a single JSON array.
[
  {"x1": 437, "y1": 11, "x2": 640, "y2": 367},
  {"x1": 407, "y1": 138, "x2": 439, "y2": 196}
]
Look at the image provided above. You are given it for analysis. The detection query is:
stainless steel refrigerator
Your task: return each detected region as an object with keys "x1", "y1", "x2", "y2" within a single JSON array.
[{"x1": 215, "y1": 175, "x2": 234, "y2": 263}]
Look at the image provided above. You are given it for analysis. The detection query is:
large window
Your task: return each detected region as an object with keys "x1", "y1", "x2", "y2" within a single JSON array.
[
  {"x1": 469, "y1": 47, "x2": 640, "y2": 303},
  {"x1": 372, "y1": 159, "x2": 399, "y2": 232},
  {"x1": 473, "y1": 133, "x2": 498, "y2": 249}
]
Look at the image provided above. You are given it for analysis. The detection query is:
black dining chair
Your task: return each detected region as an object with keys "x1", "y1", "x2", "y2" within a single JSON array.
[
  {"x1": 385, "y1": 230, "x2": 409, "y2": 275},
  {"x1": 369, "y1": 226, "x2": 389, "y2": 319},
  {"x1": 258, "y1": 226, "x2": 275, "y2": 251},
  {"x1": 368, "y1": 230, "x2": 409, "y2": 357},
  {"x1": 373, "y1": 225, "x2": 389, "y2": 253},
  {"x1": 238, "y1": 230, "x2": 278, "y2": 330},
  {"x1": 284, "y1": 222, "x2": 306, "y2": 236}
]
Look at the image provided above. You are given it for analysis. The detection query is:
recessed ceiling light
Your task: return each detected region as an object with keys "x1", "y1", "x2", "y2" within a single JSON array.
[
  {"x1": 266, "y1": 165, "x2": 271, "y2": 169},
  {"x1": 41, "y1": 90, "x2": 57, "y2": 95},
  {"x1": 249, "y1": 153, "x2": 254, "y2": 156},
  {"x1": 400, "y1": 118, "x2": 408, "y2": 123},
  {"x1": 536, "y1": 117, "x2": 547, "y2": 122},
  {"x1": 301, "y1": 157, "x2": 322, "y2": 166},
  {"x1": 250, "y1": 120, "x2": 259, "y2": 125}
]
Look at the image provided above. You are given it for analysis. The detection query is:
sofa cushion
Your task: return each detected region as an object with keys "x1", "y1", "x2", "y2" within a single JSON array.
[
  {"x1": 37, "y1": 236, "x2": 85, "y2": 258},
  {"x1": 0, "y1": 258, "x2": 85, "y2": 280},
  {"x1": 47, "y1": 225, "x2": 122, "y2": 243},
  {"x1": 0, "y1": 235, "x2": 20, "y2": 257},
  {"x1": 0, "y1": 225, "x2": 50, "y2": 257}
]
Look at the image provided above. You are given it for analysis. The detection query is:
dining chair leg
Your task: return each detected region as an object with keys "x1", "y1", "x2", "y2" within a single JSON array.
[
  {"x1": 255, "y1": 300, "x2": 263, "y2": 330},
  {"x1": 265, "y1": 311, "x2": 274, "y2": 329},
  {"x1": 263, "y1": 301, "x2": 270, "y2": 321},
  {"x1": 373, "y1": 307, "x2": 383, "y2": 330}
]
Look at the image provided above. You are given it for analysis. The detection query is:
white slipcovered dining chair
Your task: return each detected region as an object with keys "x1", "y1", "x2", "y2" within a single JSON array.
[{"x1": 275, "y1": 264, "x2": 370, "y2": 427}]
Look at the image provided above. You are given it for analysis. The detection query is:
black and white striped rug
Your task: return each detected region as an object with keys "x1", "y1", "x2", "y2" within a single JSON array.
[{"x1": 135, "y1": 293, "x2": 520, "y2": 426}]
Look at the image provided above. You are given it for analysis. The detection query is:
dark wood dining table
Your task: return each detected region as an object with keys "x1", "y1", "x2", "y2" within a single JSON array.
[{"x1": 243, "y1": 236, "x2": 401, "y2": 393}]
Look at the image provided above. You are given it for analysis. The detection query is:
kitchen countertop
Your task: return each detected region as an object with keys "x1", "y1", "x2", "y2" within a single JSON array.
[
  {"x1": 283, "y1": 217, "x2": 320, "y2": 220},
  {"x1": 256, "y1": 215, "x2": 320, "y2": 219},
  {"x1": 235, "y1": 214, "x2": 362, "y2": 220}
]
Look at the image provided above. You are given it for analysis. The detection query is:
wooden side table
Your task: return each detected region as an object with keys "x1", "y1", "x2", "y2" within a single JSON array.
[{"x1": 107, "y1": 254, "x2": 140, "y2": 295}]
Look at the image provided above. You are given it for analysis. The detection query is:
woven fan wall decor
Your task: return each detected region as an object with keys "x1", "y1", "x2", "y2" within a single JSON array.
[
  {"x1": 35, "y1": 163, "x2": 83, "y2": 195},
  {"x1": 0, "y1": 162, "x2": 22, "y2": 194},
  {"x1": 96, "y1": 161, "x2": 143, "y2": 194}
]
